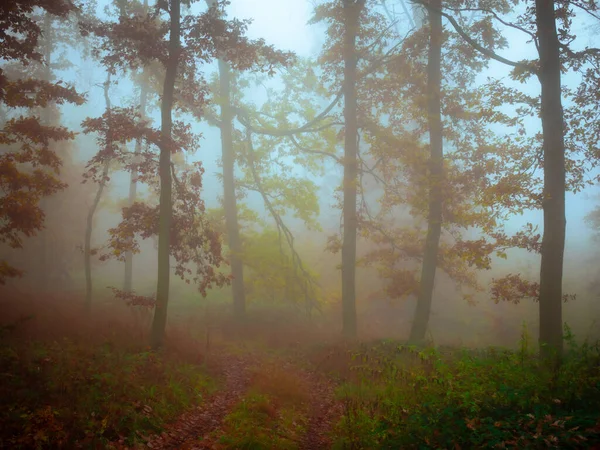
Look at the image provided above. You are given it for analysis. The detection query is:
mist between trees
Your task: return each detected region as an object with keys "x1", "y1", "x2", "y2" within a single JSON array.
[
  {"x1": 0, "y1": 0, "x2": 600, "y2": 448},
  {"x1": 3, "y1": 0, "x2": 599, "y2": 350},
  {"x1": 2, "y1": 0, "x2": 600, "y2": 446}
]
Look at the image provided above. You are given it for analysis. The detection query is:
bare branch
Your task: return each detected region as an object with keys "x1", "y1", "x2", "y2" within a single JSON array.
[{"x1": 243, "y1": 130, "x2": 322, "y2": 314}]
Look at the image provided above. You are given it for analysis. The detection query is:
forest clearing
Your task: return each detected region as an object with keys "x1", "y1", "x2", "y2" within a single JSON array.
[{"x1": 2, "y1": 0, "x2": 600, "y2": 447}]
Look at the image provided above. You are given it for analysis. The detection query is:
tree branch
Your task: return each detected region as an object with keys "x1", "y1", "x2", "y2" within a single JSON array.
[
  {"x1": 410, "y1": 0, "x2": 538, "y2": 74},
  {"x1": 443, "y1": 6, "x2": 539, "y2": 53},
  {"x1": 243, "y1": 129, "x2": 322, "y2": 314},
  {"x1": 233, "y1": 89, "x2": 344, "y2": 137}
]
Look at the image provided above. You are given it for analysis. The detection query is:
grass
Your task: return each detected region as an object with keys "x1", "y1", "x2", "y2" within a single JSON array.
[
  {"x1": 331, "y1": 326, "x2": 600, "y2": 449},
  {"x1": 215, "y1": 361, "x2": 311, "y2": 449},
  {"x1": 0, "y1": 292, "x2": 217, "y2": 449}
]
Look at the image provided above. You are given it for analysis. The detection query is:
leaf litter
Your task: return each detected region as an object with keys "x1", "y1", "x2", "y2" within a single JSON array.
[{"x1": 109, "y1": 346, "x2": 342, "y2": 449}]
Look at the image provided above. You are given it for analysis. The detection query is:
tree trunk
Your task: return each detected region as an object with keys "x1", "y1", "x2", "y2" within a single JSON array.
[
  {"x1": 341, "y1": 0, "x2": 365, "y2": 340},
  {"x1": 409, "y1": 0, "x2": 443, "y2": 344},
  {"x1": 123, "y1": 74, "x2": 148, "y2": 293},
  {"x1": 38, "y1": 12, "x2": 53, "y2": 293},
  {"x1": 123, "y1": 149, "x2": 139, "y2": 293},
  {"x1": 123, "y1": 0, "x2": 149, "y2": 294},
  {"x1": 218, "y1": 59, "x2": 247, "y2": 323},
  {"x1": 84, "y1": 74, "x2": 112, "y2": 312},
  {"x1": 150, "y1": 0, "x2": 181, "y2": 349},
  {"x1": 535, "y1": 0, "x2": 566, "y2": 357},
  {"x1": 205, "y1": 0, "x2": 246, "y2": 323}
]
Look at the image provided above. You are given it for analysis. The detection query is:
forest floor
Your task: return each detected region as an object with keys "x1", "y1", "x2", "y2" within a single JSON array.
[
  {"x1": 0, "y1": 292, "x2": 346, "y2": 449},
  {"x1": 136, "y1": 346, "x2": 342, "y2": 450},
  {"x1": 2, "y1": 291, "x2": 600, "y2": 449}
]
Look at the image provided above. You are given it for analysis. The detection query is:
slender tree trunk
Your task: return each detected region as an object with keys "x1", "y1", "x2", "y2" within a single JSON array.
[
  {"x1": 409, "y1": 0, "x2": 443, "y2": 344},
  {"x1": 84, "y1": 74, "x2": 112, "y2": 312},
  {"x1": 341, "y1": 0, "x2": 365, "y2": 339},
  {"x1": 205, "y1": 0, "x2": 246, "y2": 324},
  {"x1": 535, "y1": 0, "x2": 566, "y2": 357},
  {"x1": 123, "y1": 0, "x2": 149, "y2": 293},
  {"x1": 218, "y1": 59, "x2": 247, "y2": 322},
  {"x1": 123, "y1": 148, "x2": 140, "y2": 292},
  {"x1": 123, "y1": 73, "x2": 148, "y2": 292},
  {"x1": 39, "y1": 13, "x2": 53, "y2": 293},
  {"x1": 150, "y1": 0, "x2": 180, "y2": 349},
  {"x1": 84, "y1": 162, "x2": 110, "y2": 311}
]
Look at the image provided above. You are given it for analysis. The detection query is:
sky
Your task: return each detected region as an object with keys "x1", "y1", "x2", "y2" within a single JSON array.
[
  {"x1": 228, "y1": 0, "x2": 319, "y2": 57},
  {"x1": 61, "y1": 0, "x2": 599, "y2": 272}
]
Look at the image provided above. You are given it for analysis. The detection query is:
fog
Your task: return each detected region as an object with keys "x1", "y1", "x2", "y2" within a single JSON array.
[
  {"x1": 4, "y1": 0, "x2": 600, "y2": 447},
  {"x1": 2, "y1": 0, "x2": 599, "y2": 351}
]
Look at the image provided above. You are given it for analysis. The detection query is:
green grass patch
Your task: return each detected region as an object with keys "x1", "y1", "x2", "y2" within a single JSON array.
[
  {"x1": 216, "y1": 391, "x2": 307, "y2": 450},
  {"x1": 332, "y1": 327, "x2": 600, "y2": 449},
  {"x1": 215, "y1": 362, "x2": 311, "y2": 449},
  {"x1": 0, "y1": 337, "x2": 216, "y2": 449}
]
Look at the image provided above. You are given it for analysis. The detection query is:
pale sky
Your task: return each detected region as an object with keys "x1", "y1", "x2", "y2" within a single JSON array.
[{"x1": 228, "y1": 0, "x2": 319, "y2": 57}]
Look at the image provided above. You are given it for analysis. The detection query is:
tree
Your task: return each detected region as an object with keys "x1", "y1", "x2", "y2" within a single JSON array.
[
  {"x1": 85, "y1": 0, "x2": 294, "y2": 347},
  {"x1": 408, "y1": 0, "x2": 443, "y2": 344},
  {"x1": 0, "y1": 0, "x2": 85, "y2": 285},
  {"x1": 409, "y1": 0, "x2": 600, "y2": 355},
  {"x1": 82, "y1": 74, "x2": 113, "y2": 311},
  {"x1": 534, "y1": 0, "x2": 567, "y2": 356},
  {"x1": 123, "y1": 73, "x2": 149, "y2": 294},
  {"x1": 122, "y1": 0, "x2": 151, "y2": 294},
  {"x1": 89, "y1": 0, "x2": 156, "y2": 296},
  {"x1": 233, "y1": 2, "x2": 407, "y2": 336},
  {"x1": 205, "y1": 0, "x2": 246, "y2": 323},
  {"x1": 307, "y1": 0, "x2": 379, "y2": 339},
  {"x1": 79, "y1": 0, "x2": 155, "y2": 313},
  {"x1": 340, "y1": 0, "x2": 366, "y2": 339},
  {"x1": 240, "y1": 226, "x2": 324, "y2": 310},
  {"x1": 341, "y1": 0, "x2": 552, "y2": 348},
  {"x1": 197, "y1": 61, "x2": 329, "y2": 318},
  {"x1": 148, "y1": 0, "x2": 181, "y2": 349}
]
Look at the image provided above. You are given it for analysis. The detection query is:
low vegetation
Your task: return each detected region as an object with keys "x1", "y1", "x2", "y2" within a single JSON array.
[
  {"x1": 332, "y1": 329, "x2": 600, "y2": 449},
  {"x1": 216, "y1": 363, "x2": 311, "y2": 449},
  {"x1": 2, "y1": 295, "x2": 600, "y2": 449},
  {"x1": 0, "y1": 295, "x2": 216, "y2": 449}
]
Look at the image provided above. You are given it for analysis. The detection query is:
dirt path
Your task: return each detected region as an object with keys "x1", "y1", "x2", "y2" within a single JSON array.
[
  {"x1": 118, "y1": 346, "x2": 342, "y2": 450},
  {"x1": 143, "y1": 354, "x2": 252, "y2": 450},
  {"x1": 297, "y1": 367, "x2": 342, "y2": 450}
]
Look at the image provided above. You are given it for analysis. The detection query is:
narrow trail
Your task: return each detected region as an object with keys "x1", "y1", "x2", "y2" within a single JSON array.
[
  {"x1": 143, "y1": 353, "x2": 252, "y2": 450},
  {"x1": 297, "y1": 367, "x2": 342, "y2": 450},
  {"x1": 117, "y1": 345, "x2": 343, "y2": 449}
]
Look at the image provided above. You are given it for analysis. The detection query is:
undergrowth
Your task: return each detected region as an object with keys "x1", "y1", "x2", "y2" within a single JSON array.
[
  {"x1": 215, "y1": 362, "x2": 310, "y2": 449},
  {"x1": 0, "y1": 297, "x2": 216, "y2": 449},
  {"x1": 5, "y1": 290, "x2": 600, "y2": 450},
  {"x1": 332, "y1": 325, "x2": 600, "y2": 449}
]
